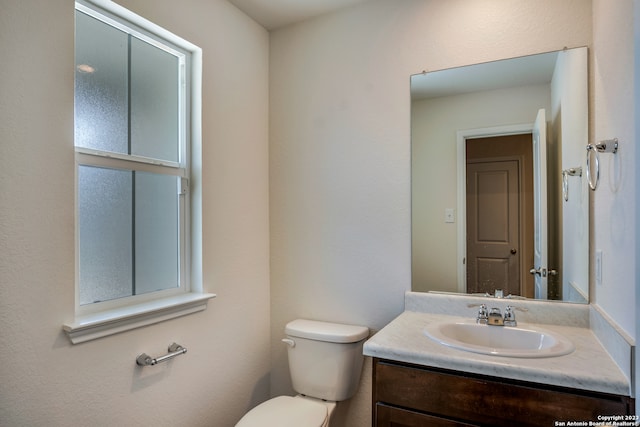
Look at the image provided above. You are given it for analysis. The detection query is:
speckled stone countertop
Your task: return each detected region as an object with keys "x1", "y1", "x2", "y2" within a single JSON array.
[{"x1": 363, "y1": 293, "x2": 632, "y2": 396}]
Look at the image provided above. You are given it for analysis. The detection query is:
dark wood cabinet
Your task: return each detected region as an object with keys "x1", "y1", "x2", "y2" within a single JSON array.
[{"x1": 372, "y1": 358, "x2": 634, "y2": 427}]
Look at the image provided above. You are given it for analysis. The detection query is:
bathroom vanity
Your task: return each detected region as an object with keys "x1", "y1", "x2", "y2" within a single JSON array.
[
  {"x1": 373, "y1": 359, "x2": 632, "y2": 426},
  {"x1": 364, "y1": 293, "x2": 635, "y2": 427}
]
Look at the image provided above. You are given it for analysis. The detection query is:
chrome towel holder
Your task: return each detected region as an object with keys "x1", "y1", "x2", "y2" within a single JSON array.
[
  {"x1": 562, "y1": 167, "x2": 582, "y2": 202},
  {"x1": 586, "y1": 138, "x2": 618, "y2": 191},
  {"x1": 136, "y1": 342, "x2": 187, "y2": 366}
]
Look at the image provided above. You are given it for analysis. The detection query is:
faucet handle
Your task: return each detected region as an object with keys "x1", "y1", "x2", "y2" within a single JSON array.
[
  {"x1": 503, "y1": 305, "x2": 518, "y2": 327},
  {"x1": 467, "y1": 303, "x2": 488, "y2": 324}
]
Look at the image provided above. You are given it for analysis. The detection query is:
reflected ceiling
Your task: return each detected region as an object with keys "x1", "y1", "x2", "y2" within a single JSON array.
[{"x1": 412, "y1": 52, "x2": 559, "y2": 100}]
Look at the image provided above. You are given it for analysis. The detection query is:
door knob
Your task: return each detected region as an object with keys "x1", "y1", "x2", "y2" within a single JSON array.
[
  {"x1": 510, "y1": 248, "x2": 517, "y2": 255},
  {"x1": 529, "y1": 267, "x2": 547, "y2": 277}
]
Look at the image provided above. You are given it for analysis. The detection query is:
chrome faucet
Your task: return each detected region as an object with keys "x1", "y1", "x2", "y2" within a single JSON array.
[
  {"x1": 468, "y1": 304, "x2": 524, "y2": 326},
  {"x1": 487, "y1": 307, "x2": 504, "y2": 326}
]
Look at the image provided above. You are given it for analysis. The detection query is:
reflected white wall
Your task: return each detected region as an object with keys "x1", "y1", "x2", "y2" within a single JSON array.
[{"x1": 551, "y1": 48, "x2": 589, "y2": 303}]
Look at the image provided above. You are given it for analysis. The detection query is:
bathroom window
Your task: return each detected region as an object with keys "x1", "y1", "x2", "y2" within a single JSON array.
[{"x1": 64, "y1": 1, "x2": 213, "y2": 344}]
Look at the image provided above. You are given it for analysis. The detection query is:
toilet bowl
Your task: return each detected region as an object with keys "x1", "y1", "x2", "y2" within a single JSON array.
[
  {"x1": 235, "y1": 319, "x2": 369, "y2": 427},
  {"x1": 235, "y1": 395, "x2": 335, "y2": 427}
]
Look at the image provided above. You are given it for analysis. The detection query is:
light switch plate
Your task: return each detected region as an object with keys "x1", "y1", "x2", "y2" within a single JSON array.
[{"x1": 445, "y1": 208, "x2": 455, "y2": 223}]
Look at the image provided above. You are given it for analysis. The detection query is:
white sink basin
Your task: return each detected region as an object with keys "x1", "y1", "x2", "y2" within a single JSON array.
[{"x1": 424, "y1": 321, "x2": 575, "y2": 358}]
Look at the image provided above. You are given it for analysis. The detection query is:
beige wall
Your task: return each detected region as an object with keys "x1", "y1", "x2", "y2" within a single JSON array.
[
  {"x1": 591, "y1": 0, "x2": 636, "y2": 334},
  {"x1": 590, "y1": 0, "x2": 637, "y2": 403},
  {"x1": 635, "y1": 0, "x2": 640, "y2": 406},
  {"x1": 0, "y1": 0, "x2": 270, "y2": 425},
  {"x1": 269, "y1": 1, "x2": 594, "y2": 425}
]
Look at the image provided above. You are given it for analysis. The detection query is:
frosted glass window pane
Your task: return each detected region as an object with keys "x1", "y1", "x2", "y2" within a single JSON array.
[
  {"x1": 74, "y1": 3, "x2": 193, "y2": 312},
  {"x1": 78, "y1": 166, "x2": 133, "y2": 305},
  {"x1": 134, "y1": 173, "x2": 179, "y2": 294},
  {"x1": 75, "y1": 11, "x2": 128, "y2": 154},
  {"x1": 131, "y1": 37, "x2": 180, "y2": 162}
]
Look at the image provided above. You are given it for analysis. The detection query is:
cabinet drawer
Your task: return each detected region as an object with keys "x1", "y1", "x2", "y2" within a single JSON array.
[
  {"x1": 374, "y1": 359, "x2": 632, "y2": 427},
  {"x1": 376, "y1": 403, "x2": 478, "y2": 427}
]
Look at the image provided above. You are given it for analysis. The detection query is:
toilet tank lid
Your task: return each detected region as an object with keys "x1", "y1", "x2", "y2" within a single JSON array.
[{"x1": 285, "y1": 319, "x2": 369, "y2": 343}]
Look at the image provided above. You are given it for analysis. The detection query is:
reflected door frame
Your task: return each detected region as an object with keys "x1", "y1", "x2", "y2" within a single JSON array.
[{"x1": 456, "y1": 123, "x2": 534, "y2": 294}]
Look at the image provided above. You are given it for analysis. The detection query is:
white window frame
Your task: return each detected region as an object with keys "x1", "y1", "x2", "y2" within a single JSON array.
[{"x1": 63, "y1": 0, "x2": 214, "y2": 344}]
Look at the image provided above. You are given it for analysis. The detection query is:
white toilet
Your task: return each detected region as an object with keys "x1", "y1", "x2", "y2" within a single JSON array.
[{"x1": 236, "y1": 319, "x2": 369, "y2": 427}]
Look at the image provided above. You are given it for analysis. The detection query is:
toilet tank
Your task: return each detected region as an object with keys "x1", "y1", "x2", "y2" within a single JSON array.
[{"x1": 284, "y1": 319, "x2": 369, "y2": 402}]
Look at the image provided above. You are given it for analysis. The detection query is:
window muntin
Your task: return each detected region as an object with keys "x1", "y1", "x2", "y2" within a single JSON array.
[{"x1": 75, "y1": 2, "x2": 190, "y2": 310}]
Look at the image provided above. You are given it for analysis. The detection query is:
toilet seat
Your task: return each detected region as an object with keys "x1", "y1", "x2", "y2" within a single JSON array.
[{"x1": 236, "y1": 396, "x2": 328, "y2": 427}]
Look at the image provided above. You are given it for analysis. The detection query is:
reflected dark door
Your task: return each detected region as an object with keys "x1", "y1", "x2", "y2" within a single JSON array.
[{"x1": 466, "y1": 160, "x2": 520, "y2": 296}]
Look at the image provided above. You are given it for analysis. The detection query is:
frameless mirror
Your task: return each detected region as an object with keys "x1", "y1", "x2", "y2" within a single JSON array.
[{"x1": 411, "y1": 47, "x2": 589, "y2": 303}]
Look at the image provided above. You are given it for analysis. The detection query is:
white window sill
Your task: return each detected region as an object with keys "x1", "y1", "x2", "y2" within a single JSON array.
[{"x1": 62, "y1": 292, "x2": 216, "y2": 344}]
